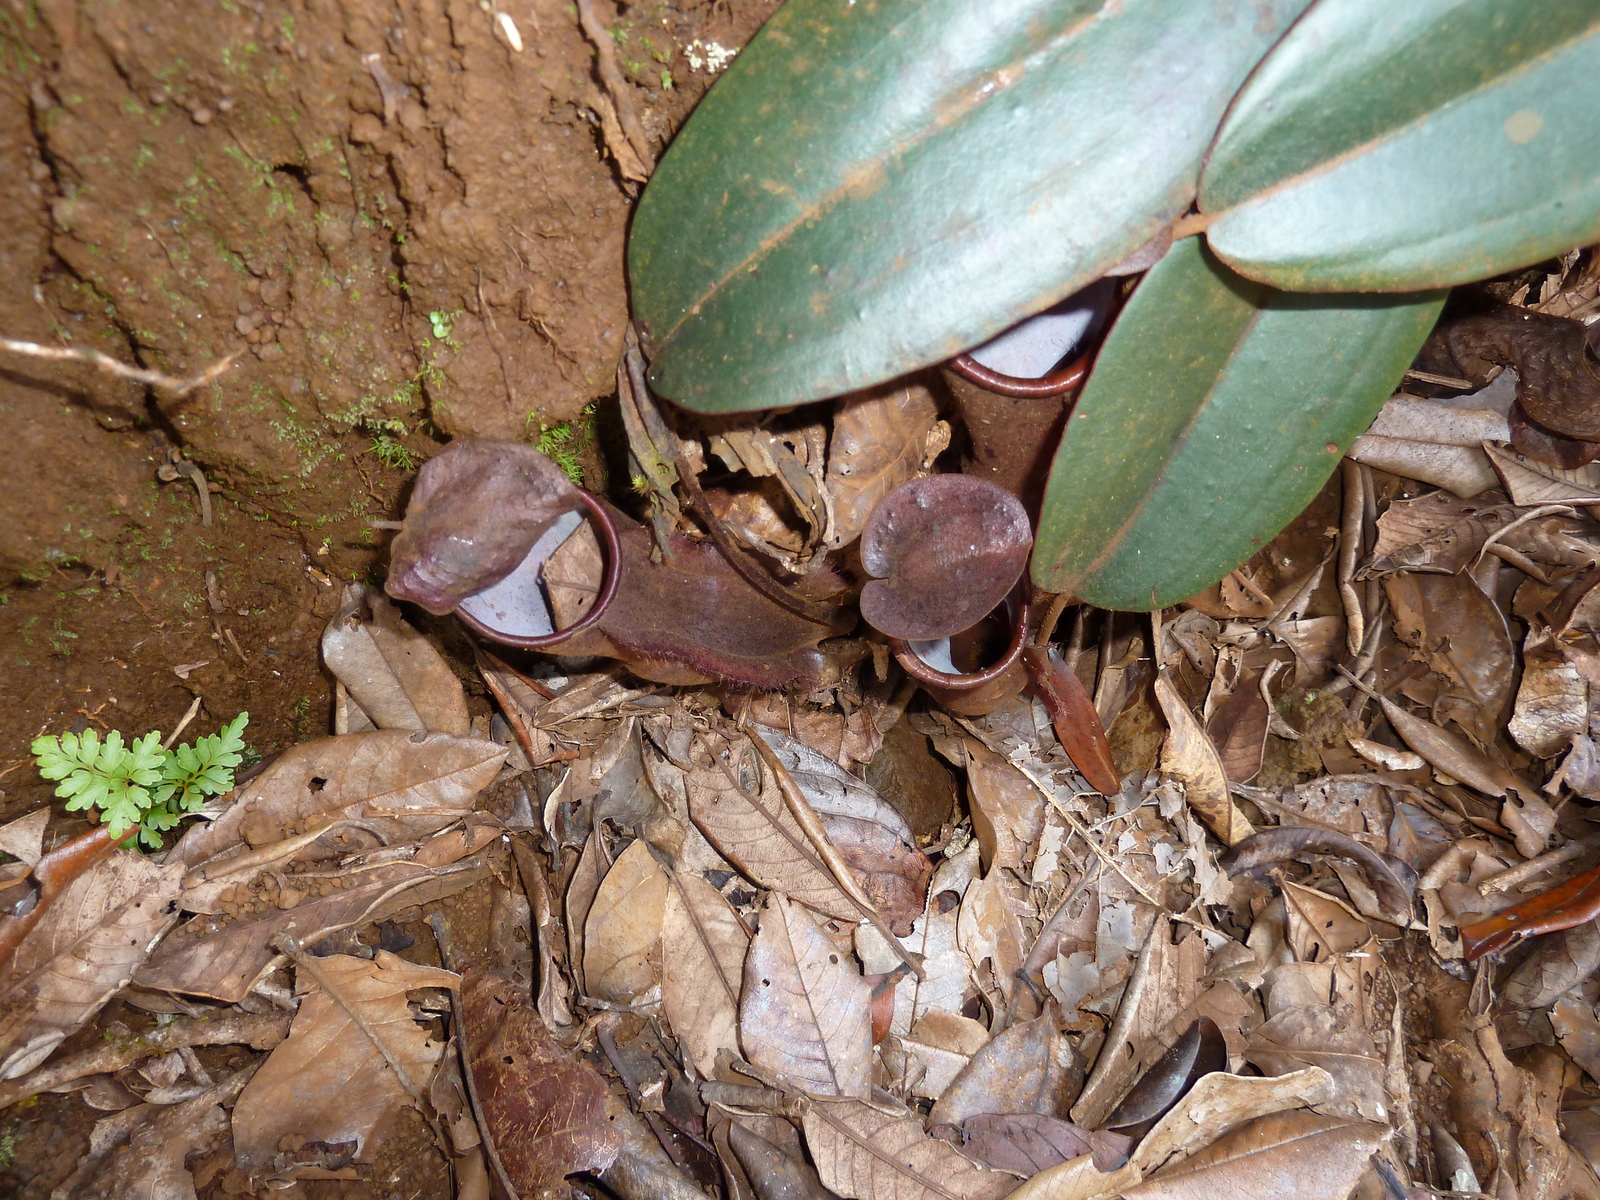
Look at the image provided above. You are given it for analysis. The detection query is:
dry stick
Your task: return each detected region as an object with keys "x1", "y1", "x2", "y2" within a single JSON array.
[
  {"x1": 0, "y1": 337, "x2": 238, "y2": 396},
  {"x1": 0, "y1": 1011, "x2": 289, "y2": 1110},
  {"x1": 747, "y1": 733, "x2": 925, "y2": 980},
  {"x1": 1338, "y1": 457, "x2": 1367, "y2": 658},
  {"x1": 162, "y1": 694, "x2": 205, "y2": 750},
  {"x1": 427, "y1": 912, "x2": 525, "y2": 1200},
  {"x1": 573, "y1": 0, "x2": 654, "y2": 173}
]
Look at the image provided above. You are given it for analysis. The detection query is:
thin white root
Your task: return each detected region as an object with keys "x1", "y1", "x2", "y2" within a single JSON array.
[{"x1": 0, "y1": 337, "x2": 239, "y2": 396}]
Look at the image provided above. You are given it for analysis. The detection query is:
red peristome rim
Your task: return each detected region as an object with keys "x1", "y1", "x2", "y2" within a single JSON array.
[
  {"x1": 890, "y1": 589, "x2": 1031, "y2": 690},
  {"x1": 453, "y1": 488, "x2": 623, "y2": 651},
  {"x1": 946, "y1": 351, "x2": 1090, "y2": 398}
]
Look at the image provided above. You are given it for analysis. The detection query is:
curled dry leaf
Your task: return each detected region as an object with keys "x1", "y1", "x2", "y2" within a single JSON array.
[
  {"x1": 687, "y1": 732, "x2": 862, "y2": 924},
  {"x1": 858, "y1": 475, "x2": 1033, "y2": 641},
  {"x1": 1153, "y1": 676, "x2": 1254, "y2": 847},
  {"x1": 385, "y1": 438, "x2": 581, "y2": 615},
  {"x1": 1023, "y1": 647, "x2": 1122, "y2": 796},
  {"x1": 661, "y1": 869, "x2": 748, "y2": 1077},
  {"x1": 742, "y1": 893, "x2": 871, "y2": 1099},
  {"x1": 459, "y1": 967, "x2": 622, "y2": 1192},
  {"x1": 1121, "y1": 1110, "x2": 1388, "y2": 1200},
  {"x1": 321, "y1": 584, "x2": 470, "y2": 736},
  {"x1": 801, "y1": 1097, "x2": 1014, "y2": 1200},
  {"x1": 232, "y1": 950, "x2": 459, "y2": 1175},
  {"x1": 0, "y1": 850, "x2": 182, "y2": 1080},
  {"x1": 583, "y1": 837, "x2": 668, "y2": 1005},
  {"x1": 826, "y1": 382, "x2": 943, "y2": 550},
  {"x1": 173, "y1": 729, "x2": 507, "y2": 867},
  {"x1": 1104, "y1": 1018, "x2": 1227, "y2": 1134},
  {"x1": 1221, "y1": 828, "x2": 1416, "y2": 925},
  {"x1": 728, "y1": 1120, "x2": 842, "y2": 1200}
]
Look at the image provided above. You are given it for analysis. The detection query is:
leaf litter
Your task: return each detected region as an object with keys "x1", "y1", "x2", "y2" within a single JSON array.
[{"x1": 16, "y1": 266, "x2": 1600, "y2": 1200}]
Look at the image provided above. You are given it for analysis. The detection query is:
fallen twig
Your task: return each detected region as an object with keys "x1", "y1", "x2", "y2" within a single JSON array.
[
  {"x1": 0, "y1": 337, "x2": 238, "y2": 397},
  {"x1": 0, "y1": 1011, "x2": 289, "y2": 1110},
  {"x1": 574, "y1": 0, "x2": 655, "y2": 181}
]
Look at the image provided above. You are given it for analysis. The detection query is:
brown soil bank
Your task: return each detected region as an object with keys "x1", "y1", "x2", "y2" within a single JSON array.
[{"x1": 0, "y1": 0, "x2": 775, "y2": 892}]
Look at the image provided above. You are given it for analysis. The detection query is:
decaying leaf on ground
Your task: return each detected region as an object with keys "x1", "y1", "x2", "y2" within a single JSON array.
[{"x1": 231, "y1": 949, "x2": 459, "y2": 1177}]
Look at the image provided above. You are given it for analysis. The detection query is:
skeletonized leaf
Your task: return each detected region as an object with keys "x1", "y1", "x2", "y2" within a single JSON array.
[
  {"x1": 232, "y1": 951, "x2": 460, "y2": 1172},
  {"x1": 321, "y1": 584, "x2": 469, "y2": 736},
  {"x1": 662, "y1": 870, "x2": 749, "y2": 1077},
  {"x1": 1122, "y1": 1109, "x2": 1389, "y2": 1199},
  {"x1": 802, "y1": 1097, "x2": 1013, "y2": 1200},
  {"x1": 584, "y1": 838, "x2": 669, "y2": 1005},
  {"x1": 173, "y1": 729, "x2": 507, "y2": 866},
  {"x1": 1154, "y1": 677, "x2": 1253, "y2": 847},
  {"x1": 688, "y1": 733, "x2": 861, "y2": 923},
  {"x1": 742, "y1": 893, "x2": 871, "y2": 1099},
  {"x1": 0, "y1": 850, "x2": 182, "y2": 1079}
]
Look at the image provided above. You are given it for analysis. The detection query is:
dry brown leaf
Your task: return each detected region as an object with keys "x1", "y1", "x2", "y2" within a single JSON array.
[
  {"x1": 1486, "y1": 441, "x2": 1600, "y2": 505},
  {"x1": 863, "y1": 844, "x2": 979, "y2": 1036},
  {"x1": 801, "y1": 1097, "x2": 1014, "y2": 1200},
  {"x1": 929, "y1": 1011, "x2": 1075, "y2": 1129},
  {"x1": 583, "y1": 837, "x2": 668, "y2": 1005},
  {"x1": 1510, "y1": 630, "x2": 1588, "y2": 758},
  {"x1": 1359, "y1": 491, "x2": 1518, "y2": 578},
  {"x1": 56, "y1": 1063, "x2": 254, "y2": 1200},
  {"x1": 742, "y1": 893, "x2": 871, "y2": 1099},
  {"x1": 232, "y1": 950, "x2": 458, "y2": 1175},
  {"x1": 661, "y1": 869, "x2": 748, "y2": 1077},
  {"x1": 760, "y1": 730, "x2": 933, "y2": 935},
  {"x1": 0, "y1": 809, "x2": 48, "y2": 867},
  {"x1": 1383, "y1": 571, "x2": 1514, "y2": 745},
  {"x1": 475, "y1": 648, "x2": 572, "y2": 768},
  {"x1": 1502, "y1": 921, "x2": 1600, "y2": 1011},
  {"x1": 1205, "y1": 678, "x2": 1269, "y2": 785},
  {"x1": 173, "y1": 729, "x2": 507, "y2": 867},
  {"x1": 1244, "y1": 1005, "x2": 1386, "y2": 1123},
  {"x1": 565, "y1": 828, "x2": 609, "y2": 997},
  {"x1": 826, "y1": 382, "x2": 942, "y2": 550},
  {"x1": 957, "y1": 1114, "x2": 1129, "y2": 1178},
  {"x1": 459, "y1": 967, "x2": 622, "y2": 1191},
  {"x1": 728, "y1": 1121, "x2": 840, "y2": 1200},
  {"x1": 0, "y1": 850, "x2": 182, "y2": 1079},
  {"x1": 1154, "y1": 676, "x2": 1253, "y2": 846},
  {"x1": 957, "y1": 868, "x2": 1026, "y2": 1011},
  {"x1": 1072, "y1": 915, "x2": 1206, "y2": 1128},
  {"x1": 321, "y1": 583, "x2": 469, "y2": 736},
  {"x1": 688, "y1": 732, "x2": 861, "y2": 923},
  {"x1": 1122, "y1": 1109, "x2": 1388, "y2": 1200},
  {"x1": 961, "y1": 737, "x2": 1046, "y2": 874},
  {"x1": 135, "y1": 851, "x2": 488, "y2": 1002}
]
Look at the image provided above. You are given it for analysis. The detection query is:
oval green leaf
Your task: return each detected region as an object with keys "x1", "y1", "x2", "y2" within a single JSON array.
[
  {"x1": 1031, "y1": 238, "x2": 1443, "y2": 611},
  {"x1": 1200, "y1": 0, "x2": 1600, "y2": 292},
  {"x1": 630, "y1": 0, "x2": 1312, "y2": 414}
]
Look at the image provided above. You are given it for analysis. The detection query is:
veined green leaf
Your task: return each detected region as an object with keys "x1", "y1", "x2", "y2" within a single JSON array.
[
  {"x1": 1031, "y1": 238, "x2": 1443, "y2": 610},
  {"x1": 1201, "y1": 0, "x2": 1600, "y2": 291},
  {"x1": 631, "y1": 0, "x2": 1311, "y2": 413}
]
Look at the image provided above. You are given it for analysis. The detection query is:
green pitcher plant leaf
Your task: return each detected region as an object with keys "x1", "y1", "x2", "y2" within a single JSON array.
[
  {"x1": 1031, "y1": 238, "x2": 1444, "y2": 611},
  {"x1": 630, "y1": 0, "x2": 1312, "y2": 414},
  {"x1": 1200, "y1": 0, "x2": 1600, "y2": 292}
]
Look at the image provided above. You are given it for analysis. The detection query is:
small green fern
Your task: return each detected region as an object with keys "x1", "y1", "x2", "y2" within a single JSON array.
[{"x1": 32, "y1": 713, "x2": 250, "y2": 848}]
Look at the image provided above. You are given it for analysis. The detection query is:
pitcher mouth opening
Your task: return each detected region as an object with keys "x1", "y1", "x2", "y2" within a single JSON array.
[
  {"x1": 452, "y1": 488, "x2": 622, "y2": 650},
  {"x1": 889, "y1": 582, "x2": 1030, "y2": 690}
]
